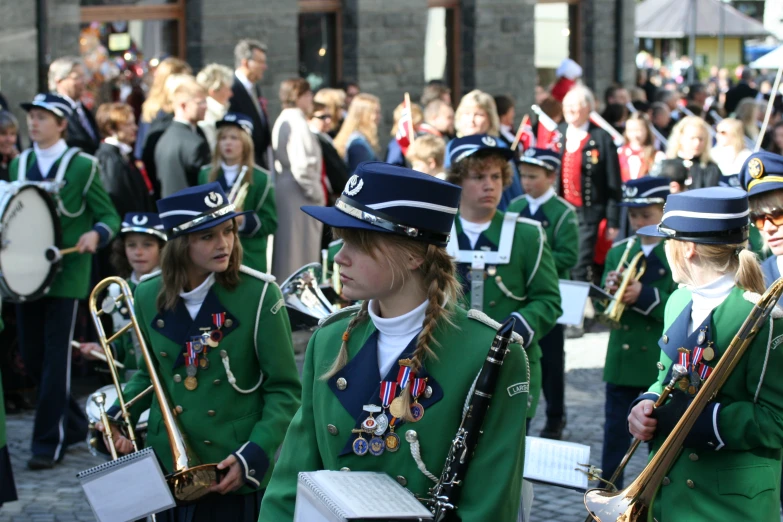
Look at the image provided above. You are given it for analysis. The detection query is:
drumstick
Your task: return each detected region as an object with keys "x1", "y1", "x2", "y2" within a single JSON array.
[
  {"x1": 58, "y1": 246, "x2": 81, "y2": 256},
  {"x1": 510, "y1": 115, "x2": 530, "y2": 152},
  {"x1": 71, "y1": 341, "x2": 125, "y2": 369}
]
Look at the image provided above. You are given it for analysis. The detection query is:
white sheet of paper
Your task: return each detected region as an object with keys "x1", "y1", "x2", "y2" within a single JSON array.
[
  {"x1": 557, "y1": 280, "x2": 591, "y2": 326},
  {"x1": 523, "y1": 436, "x2": 590, "y2": 490}
]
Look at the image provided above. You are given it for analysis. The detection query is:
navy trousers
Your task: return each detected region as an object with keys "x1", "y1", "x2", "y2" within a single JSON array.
[
  {"x1": 16, "y1": 297, "x2": 87, "y2": 460},
  {"x1": 540, "y1": 324, "x2": 565, "y2": 422},
  {"x1": 601, "y1": 382, "x2": 646, "y2": 490}
]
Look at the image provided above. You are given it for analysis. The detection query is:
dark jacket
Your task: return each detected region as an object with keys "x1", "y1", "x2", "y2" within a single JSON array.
[
  {"x1": 95, "y1": 142, "x2": 155, "y2": 217},
  {"x1": 65, "y1": 102, "x2": 100, "y2": 155},
  {"x1": 315, "y1": 133, "x2": 349, "y2": 204},
  {"x1": 154, "y1": 121, "x2": 211, "y2": 197},
  {"x1": 557, "y1": 122, "x2": 623, "y2": 228},
  {"x1": 724, "y1": 81, "x2": 758, "y2": 115},
  {"x1": 228, "y1": 75, "x2": 271, "y2": 169},
  {"x1": 686, "y1": 159, "x2": 722, "y2": 190},
  {"x1": 140, "y1": 111, "x2": 174, "y2": 199}
]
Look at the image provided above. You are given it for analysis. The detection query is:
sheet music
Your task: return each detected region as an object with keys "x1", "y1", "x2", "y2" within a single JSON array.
[
  {"x1": 524, "y1": 436, "x2": 590, "y2": 490},
  {"x1": 557, "y1": 280, "x2": 591, "y2": 326}
]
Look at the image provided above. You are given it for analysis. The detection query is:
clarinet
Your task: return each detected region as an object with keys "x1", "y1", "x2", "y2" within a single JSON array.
[{"x1": 426, "y1": 317, "x2": 516, "y2": 522}]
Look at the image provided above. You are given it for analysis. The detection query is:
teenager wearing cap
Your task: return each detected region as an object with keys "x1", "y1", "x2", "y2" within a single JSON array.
[
  {"x1": 198, "y1": 112, "x2": 277, "y2": 273},
  {"x1": 101, "y1": 182, "x2": 300, "y2": 520},
  {"x1": 79, "y1": 212, "x2": 167, "y2": 379},
  {"x1": 445, "y1": 136, "x2": 561, "y2": 430},
  {"x1": 259, "y1": 162, "x2": 531, "y2": 521},
  {"x1": 628, "y1": 187, "x2": 783, "y2": 521},
  {"x1": 598, "y1": 177, "x2": 675, "y2": 489},
  {"x1": 9, "y1": 93, "x2": 120, "y2": 470},
  {"x1": 508, "y1": 147, "x2": 579, "y2": 440}
]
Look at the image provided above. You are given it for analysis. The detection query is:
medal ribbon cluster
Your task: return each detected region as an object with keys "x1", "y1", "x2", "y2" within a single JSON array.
[{"x1": 182, "y1": 313, "x2": 226, "y2": 391}]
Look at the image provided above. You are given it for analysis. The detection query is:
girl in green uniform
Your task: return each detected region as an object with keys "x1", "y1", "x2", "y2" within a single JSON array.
[
  {"x1": 628, "y1": 187, "x2": 783, "y2": 521},
  {"x1": 198, "y1": 112, "x2": 276, "y2": 273},
  {"x1": 259, "y1": 162, "x2": 531, "y2": 521}
]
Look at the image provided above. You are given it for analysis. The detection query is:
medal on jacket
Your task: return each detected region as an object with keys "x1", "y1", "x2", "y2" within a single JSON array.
[
  {"x1": 198, "y1": 330, "x2": 211, "y2": 370},
  {"x1": 369, "y1": 434, "x2": 385, "y2": 456},
  {"x1": 410, "y1": 377, "x2": 428, "y2": 422},
  {"x1": 376, "y1": 381, "x2": 397, "y2": 436},
  {"x1": 702, "y1": 340, "x2": 715, "y2": 362},
  {"x1": 589, "y1": 149, "x2": 599, "y2": 165},
  {"x1": 389, "y1": 362, "x2": 413, "y2": 419},
  {"x1": 184, "y1": 341, "x2": 198, "y2": 390},
  {"x1": 361, "y1": 404, "x2": 381, "y2": 433},
  {"x1": 351, "y1": 429, "x2": 368, "y2": 456},
  {"x1": 697, "y1": 362, "x2": 713, "y2": 381},
  {"x1": 208, "y1": 313, "x2": 225, "y2": 348},
  {"x1": 384, "y1": 417, "x2": 401, "y2": 452},
  {"x1": 676, "y1": 348, "x2": 691, "y2": 391}
]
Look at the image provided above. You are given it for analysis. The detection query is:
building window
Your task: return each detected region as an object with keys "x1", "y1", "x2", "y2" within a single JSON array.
[
  {"x1": 298, "y1": 1, "x2": 342, "y2": 89},
  {"x1": 425, "y1": 2, "x2": 460, "y2": 100}
]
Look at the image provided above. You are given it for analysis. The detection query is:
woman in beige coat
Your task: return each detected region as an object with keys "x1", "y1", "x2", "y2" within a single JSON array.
[{"x1": 271, "y1": 79, "x2": 324, "y2": 280}]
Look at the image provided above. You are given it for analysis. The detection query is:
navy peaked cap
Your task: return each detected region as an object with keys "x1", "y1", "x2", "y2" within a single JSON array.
[
  {"x1": 739, "y1": 151, "x2": 783, "y2": 198},
  {"x1": 21, "y1": 93, "x2": 73, "y2": 118},
  {"x1": 120, "y1": 212, "x2": 167, "y2": 241},
  {"x1": 448, "y1": 134, "x2": 515, "y2": 166},
  {"x1": 157, "y1": 182, "x2": 251, "y2": 238},
  {"x1": 619, "y1": 177, "x2": 670, "y2": 208}
]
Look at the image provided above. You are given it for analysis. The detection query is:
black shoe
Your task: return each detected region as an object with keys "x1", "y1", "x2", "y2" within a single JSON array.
[
  {"x1": 540, "y1": 418, "x2": 566, "y2": 440},
  {"x1": 27, "y1": 455, "x2": 56, "y2": 470}
]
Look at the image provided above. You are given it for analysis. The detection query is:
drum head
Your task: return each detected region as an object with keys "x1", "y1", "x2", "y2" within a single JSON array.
[
  {"x1": 85, "y1": 384, "x2": 150, "y2": 431},
  {"x1": 0, "y1": 185, "x2": 61, "y2": 301}
]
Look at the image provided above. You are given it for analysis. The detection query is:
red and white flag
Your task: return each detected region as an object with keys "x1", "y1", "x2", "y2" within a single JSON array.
[
  {"x1": 396, "y1": 93, "x2": 416, "y2": 155},
  {"x1": 513, "y1": 114, "x2": 536, "y2": 151}
]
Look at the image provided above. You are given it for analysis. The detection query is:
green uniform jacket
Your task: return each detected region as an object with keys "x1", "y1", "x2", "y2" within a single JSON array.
[
  {"x1": 10, "y1": 149, "x2": 120, "y2": 299},
  {"x1": 119, "y1": 266, "x2": 301, "y2": 494},
  {"x1": 198, "y1": 165, "x2": 277, "y2": 273},
  {"x1": 258, "y1": 306, "x2": 530, "y2": 522},
  {"x1": 599, "y1": 238, "x2": 675, "y2": 388},
  {"x1": 640, "y1": 287, "x2": 783, "y2": 521},
  {"x1": 507, "y1": 193, "x2": 579, "y2": 280},
  {"x1": 450, "y1": 211, "x2": 562, "y2": 419}
]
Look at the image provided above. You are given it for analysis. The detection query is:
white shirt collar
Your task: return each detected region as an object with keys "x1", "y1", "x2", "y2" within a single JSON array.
[
  {"x1": 180, "y1": 273, "x2": 216, "y2": 320},
  {"x1": 235, "y1": 70, "x2": 254, "y2": 93},
  {"x1": 525, "y1": 187, "x2": 556, "y2": 215},
  {"x1": 33, "y1": 139, "x2": 68, "y2": 177},
  {"x1": 220, "y1": 162, "x2": 241, "y2": 187},
  {"x1": 104, "y1": 136, "x2": 134, "y2": 157},
  {"x1": 368, "y1": 298, "x2": 428, "y2": 337},
  {"x1": 688, "y1": 273, "x2": 734, "y2": 333}
]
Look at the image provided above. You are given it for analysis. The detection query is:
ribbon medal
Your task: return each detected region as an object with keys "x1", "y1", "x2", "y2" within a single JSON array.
[
  {"x1": 385, "y1": 418, "x2": 401, "y2": 452},
  {"x1": 389, "y1": 363, "x2": 413, "y2": 419},
  {"x1": 351, "y1": 429, "x2": 368, "y2": 456},
  {"x1": 208, "y1": 313, "x2": 226, "y2": 348},
  {"x1": 410, "y1": 377, "x2": 428, "y2": 422},
  {"x1": 361, "y1": 404, "x2": 381, "y2": 433},
  {"x1": 698, "y1": 362, "x2": 713, "y2": 380},
  {"x1": 184, "y1": 341, "x2": 198, "y2": 390},
  {"x1": 376, "y1": 381, "x2": 397, "y2": 436}
]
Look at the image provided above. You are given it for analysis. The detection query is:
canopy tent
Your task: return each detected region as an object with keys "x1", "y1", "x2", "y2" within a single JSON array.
[
  {"x1": 750, "y1": 45, "x2": 783, "y2": 69},
  {"x1": 636, "y1": 0, "x2": 769, "y2": 39}
]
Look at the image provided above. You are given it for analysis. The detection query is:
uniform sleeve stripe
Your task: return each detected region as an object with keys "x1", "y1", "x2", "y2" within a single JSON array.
[
  {"x1": 511, "y1": 311, "x2": 534, "y2": 347},
  {"x1": 234, "y1": 442, "x2": 261, "y2": 488},
  {"x1": 632, "y1": 287, "x2": 660, "y2": 316}
]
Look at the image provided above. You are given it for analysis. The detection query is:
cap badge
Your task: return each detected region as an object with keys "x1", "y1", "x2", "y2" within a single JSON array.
[
  {"x1": 204, "y1": 191, "x2": 224, "y2": 208},
  {"x1": 481, "y1": 136, "x2": 497, "y2": 147},
  {"x1": 748, "y1": 158, "x2": 764, "y2": 179},
  {"x1": 524, "y1": 148, "x2": 535, "y2": 157},
  {"x1": 344, "y1": 175, "x2": 364, "y2": 197},
  {"x1": 225, "y1": 114, "x2": 236, "y2": 121},
  {"x1": 131, "y1": 215, "x2": 149, "y2": 226},
  {"x1": 623, "y1": 186, "x2": 638, "y2": 198},
  {"x1": 34, "y1": 93, "x2": 46, "y2": 102}
]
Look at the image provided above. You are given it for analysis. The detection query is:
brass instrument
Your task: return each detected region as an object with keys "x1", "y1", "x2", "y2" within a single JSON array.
[
  {"x1": 600, "y1": 237, "x2": 647, "y2": 329},
  {"x1": 584, "y1": 276, "x2": 783, "y2": 522},
  {"x1": 89, "y1": 276, "x2": 220, "y2": 502},
  {"x1": 280, "y1": 263, "x2": 335, "y2": 329},
  {"x1": 228, "y1": 166, "x2": 250, "y2": 210}
]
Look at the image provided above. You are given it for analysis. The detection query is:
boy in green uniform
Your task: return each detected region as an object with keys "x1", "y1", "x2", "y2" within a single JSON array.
[
  {"x1": 508, "y1": 147, "x2": 578, "y2": 439},
  {"x1": 445, "y1": 135, "x2": 562, "y2": 426},
  {"x1": 628, "y1": 187, "x2": 783, "y2": 522},
  {"x1": 198, "y1": 112, "x2": 276, "y2": 273},
  {"x1": 10, "y1": 93, "x2": 120, "y2": 469},
  {"x1": 597, "y1": 176, "x2": 674, "y2": 488}
]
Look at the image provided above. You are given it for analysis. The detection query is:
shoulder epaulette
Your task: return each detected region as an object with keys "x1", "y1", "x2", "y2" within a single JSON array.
[
  {"x1": 611, "y1": 236, "x2": 635, "y2": 248},
  {"x1": 467, "y1": 309, "x2": 524, "y2": 346},
  {"x1": 554, "y1": 196, "x2": 577, "y2": 212},
  {"x1": 328, "y1": 238, "x2": 344, "y2": 248},
  {"x1": 139, "y1": 269, "x2": 162, "y2": 282},
  {"x1": 199, "y1": 164, "x2": 211, "y2": 173},
  {"x1": 318, "y1": 303, "x2": 363, "y2": 328},
  {"x1": 516, "y1": 216, "x2": 544, "y2": 230},
  {"x1": 254, "y1": 164, "x2": 272, "y2": 176},
  {"x1": 240, "y1": 264, "x2": 276, "y2": 283},
  {"x1": 508, "y1": 194, "x2": 526, "y2": 206},
  {"x1": 743, "y1": 291, "x2": 783, "y2": 318},
  {"x1": 76, "y1": 151, "x2": 97, "y2": 163}
]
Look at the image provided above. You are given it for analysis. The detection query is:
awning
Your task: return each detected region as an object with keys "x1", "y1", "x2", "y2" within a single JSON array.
[
  {"x1": 636, "y1": 0, "x2": 769, "y2": 39},
  {"x1": 750, "y1": 45, "x2": 783, "y2": 69}
]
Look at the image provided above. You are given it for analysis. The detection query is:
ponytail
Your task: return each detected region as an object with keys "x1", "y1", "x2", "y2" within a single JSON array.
[
  {"x1": 320, "y1": 300, "x2": 369, "y2": 380},
  {"x1": 735, "y1": 248, "x2": 765, "y2": 294},
  {"x1": 673, "y1": 240, "x2": 766, "y2": 295}
]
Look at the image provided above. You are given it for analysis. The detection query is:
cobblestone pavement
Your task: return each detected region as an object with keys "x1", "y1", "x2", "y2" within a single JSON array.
[{"x1": 1, "y1": 330, "x2": 777, "y2": 521}]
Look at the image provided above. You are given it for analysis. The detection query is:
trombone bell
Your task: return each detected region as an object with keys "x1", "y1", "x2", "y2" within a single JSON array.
[{"x1": 280, "y1": 263, "x2": 335, "y2": 329}]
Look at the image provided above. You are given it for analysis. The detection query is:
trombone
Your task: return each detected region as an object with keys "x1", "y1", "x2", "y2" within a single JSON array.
[
  {"x1": 89, "y1": 276, "x2": 220, "y2": 502},
  {"x1": 598, "y1": 237, "x2": 647, "y2": 329},
  {"x1": 584, "y1": 276, "x2": 783, "y2": 521}
]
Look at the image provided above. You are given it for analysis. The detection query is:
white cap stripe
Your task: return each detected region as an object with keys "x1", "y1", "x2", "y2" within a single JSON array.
[
  {"x1": 367, "y1": 200, "x2": 458, "y2": 214},
  {"x1": 662, "y1": 209, "x2": 749, "y2": 221},
  {"x1": 639, "y1": 187, "x2": 669, "y2": 197},
  {"x1": 159, "y1": 209, "x2": 201, "y2": 218}
]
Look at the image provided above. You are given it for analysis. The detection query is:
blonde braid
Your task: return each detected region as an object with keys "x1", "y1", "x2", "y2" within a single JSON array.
[{"x1": 320, "y1": 301, "x2": 370, "y2": 380}]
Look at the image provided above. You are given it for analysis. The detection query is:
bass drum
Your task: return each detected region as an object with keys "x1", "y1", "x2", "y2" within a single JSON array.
[
  {"x1": 0, "y1": 183, "x2": 61, "y2": 302},
  {"x1": 85, "y1": 384, "x2": 150, "y2": 456}
]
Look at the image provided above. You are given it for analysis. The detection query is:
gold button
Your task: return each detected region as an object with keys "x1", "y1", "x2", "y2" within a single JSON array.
[
  {"x1": 204, "y1": 440, "x2": 212, "y2": 445},
  {"x1": 175, "y1": 405, "x2": 183, "y2": 414},
  {"x1": 173, "y1": 375, "x2": 182, "y2": 383},
  {"x1": 622, "y1": 344, "x2": 630, "y2": 350},
  {"x1": 489, "y1": 301, "x2": 496, "y2": 308},
  {"x1": 120, "y1": 307, "x2": 128, "y2": 315},
  {"x1": 156, "y1": 319, "x2": 165, "y2": 328},
  {"x1": 641, "y1": 346, "x2": 648, "y2": 352},
  {"x1": 687, "y1": 479, "x2": 695, "y2": 489},
  {"x1": 623, "y1": 325, "x2": 630, "y2": 331},
  {"x1": 662, "y1": 335, "x2": 669, "y2": 344},
  {"x1": 424, "y1": 386, "x2": 433, "y2": 399},
  {"x1": 689, "y1": 453, "x2": 698, "y2": 462},
  {"x1": 662, "y1": 477, "x2": 671, "y2": 486},
  {"x1": 213, "y1": 379, "x2": 221, "y2": 385},
  {"x1": 327, "y1": 424, "x2": 339, "y2": 436},
  {"x1": 225, "y1": 319, "x2": 234, "y2": 328},
  {"x1": 340, "y1": 467, "x2": 350, "y2": 472},
  {"x1": 657, "y1": 362, "x2": 665, "y2": 370},
  {"x1": 160, "y1": 351, "x2": 168, "y2": 357},
  {"x1": 208, "y1": 410, "x2": 216, "y2": 417},
  {"x1": 336, "y1": 377, "x2": 347, "y2": 391},
  {"x1": 396, "y1": 475, "x2": 407, "y2": 486}
]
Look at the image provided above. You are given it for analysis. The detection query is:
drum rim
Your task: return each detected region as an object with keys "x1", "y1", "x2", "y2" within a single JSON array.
[{"x1": 0, "y1": 183, "x2": 63, "y2": 303}]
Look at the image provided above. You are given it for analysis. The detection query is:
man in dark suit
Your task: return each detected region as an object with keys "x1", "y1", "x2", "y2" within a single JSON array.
[
  {"x1": 725, "y1": 67, "x2": 758, "y2": 115},
  {"x1": 154, "y1": 77, "x2": 211, "y2": 197},
  {"x1": 228, "y1": 39, "x2": 272, "y2": 169},
  {"x1": 49, "y1": 57, "x2": 100, "y2": 155},
  {"x1": 558, "y1": 85, "x2": 622, "y2": 285}
]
